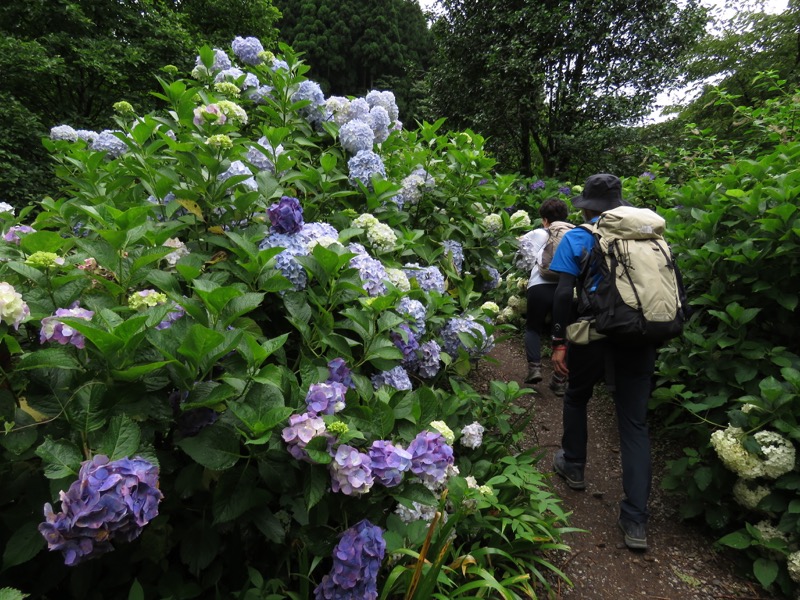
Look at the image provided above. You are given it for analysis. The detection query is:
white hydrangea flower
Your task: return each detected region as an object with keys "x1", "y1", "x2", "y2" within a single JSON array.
[
  {"x1": 0, "y1": 282, "x2": 30, "y2": 330},
  {"x1": 754, "y1": 430, "x2": 796, "y2": 479},
  {"x1": 163, "y1": 238, "x2": 189, "y2": 267},
  {"x1": 366, "y1": 222, "x2": 397, "y2": 253},
  {"x1": 430, "y1": 420, "x2": 455, "y2": 445},
  {"x1": 353, "y1": 213, "x2": 379, "y2": 229},
  {"x1": 710, "y1": 426, "x2": 765, "y2": 479},
  {"x1": 754, "y1": 519, "x2": 790, "y2": 544},
  {"x1": 496, "y1": 306, "x2": 516, "y2": 324},
  {"x1": 481, "y1": 301, "x2": 500, "y2": 314},
  {"x1": 732, "y1": 478, "x2": 771, "y2": 511},
  {"x1": 740, "y1": 403, "x2": 760, "y2": 414},
  {"x1": 510, "y1": 210, "x2": 531, "y2": 228},
  {"x1": 0, "y1": 202, "x2": 14, "y2": 214},
  {"x1": 496, "y1": 249, "x2": 504, "y2": 258},
  {"x1": 395, "y1": 500, "x2": 437, "y2": 524},
  {"x1": 787, "y1": 551, "x2": 800, "y2": 583},
  {"x1": 472, "y1": 202, "x2": 487, "y2": 215},
  {"x1": 482, "y1": 213, "x2": 503, "y2": 234},
  {"x1": 460, "y1": 421, "x2": 485, "y2": 449},
  {"x1": 216, "y1": 100, "x2": 248, "y2": 125},
  {"x1": 306, "y1": 236, "x2": 339, "y2": 251},
  {"x1": 384, "y1": 268, "x2": 410, "y2": 292}
]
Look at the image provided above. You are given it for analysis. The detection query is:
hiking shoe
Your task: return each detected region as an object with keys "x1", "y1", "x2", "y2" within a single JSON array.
[
  {"x1": 553, "y1": 449, "x2": 585, "y2": 490},
  {"x1": 549, "y1": 375, "x2": 566, "y2": 397},
  {"x1": 618, "y1": 518, "x2": 648, "y2": 551},
  {"x1": 525, "y1": 363, "x2": 543, "y2": 384}
]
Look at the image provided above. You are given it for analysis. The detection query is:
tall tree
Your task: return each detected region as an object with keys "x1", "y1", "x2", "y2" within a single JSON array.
[{"x1": 426, "y1": 0, "x2": 707, "y2": 178}]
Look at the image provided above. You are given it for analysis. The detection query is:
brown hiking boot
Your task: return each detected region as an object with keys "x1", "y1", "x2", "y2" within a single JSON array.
[{"x1": 525, "y1": 362, "x2": 542, "y2": 384}]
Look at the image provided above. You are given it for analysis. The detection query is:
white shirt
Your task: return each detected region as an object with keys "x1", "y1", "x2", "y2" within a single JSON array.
[{"x1": 516, "y1": 228, "x2": 553, "y2": 288}]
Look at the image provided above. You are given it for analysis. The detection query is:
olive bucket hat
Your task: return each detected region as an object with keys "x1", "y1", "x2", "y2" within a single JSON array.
[{"x1": 571, "y1": 173, "x2": 631, "y2": 212}]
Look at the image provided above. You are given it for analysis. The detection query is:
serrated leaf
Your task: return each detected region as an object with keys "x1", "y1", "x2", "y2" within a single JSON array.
[
  {"x1": 98, "y1": 416, "x2": 141, "y2": 461},
  {"x1": 177, "y1": 425, "x2": 240, "y2": 470},
  {"x1": 15, "y1": 349, "x2": 82, "y2": 372},
  {"x1": 35, "y1": 438, "x2": 83, "y2": 479},
  {"x1": 305, "y1": 467, "x2": 328, "y2": 509}
]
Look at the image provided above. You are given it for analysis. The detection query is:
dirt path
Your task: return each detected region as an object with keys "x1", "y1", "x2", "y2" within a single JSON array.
[{"x1": 472, "y1": 336, "x2": 770, "y2": 600}]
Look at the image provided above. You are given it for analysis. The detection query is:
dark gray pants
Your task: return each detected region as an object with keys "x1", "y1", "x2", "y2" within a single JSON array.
[{"x1": 561, "y1": 340, "x2": 657, "y2": 524}]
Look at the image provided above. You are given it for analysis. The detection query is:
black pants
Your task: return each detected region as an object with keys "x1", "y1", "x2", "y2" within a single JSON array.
[
  {"x1": 562, "y1": 340, "x2": 657, "y2": 524},
  {"x1": 524, "y1": 283, "x2": 556, "y2": 363}
]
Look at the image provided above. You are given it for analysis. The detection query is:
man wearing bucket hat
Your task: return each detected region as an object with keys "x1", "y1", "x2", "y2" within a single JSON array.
[{"x1": 547, "y1": 173, "x2": 656, "y2": 551}]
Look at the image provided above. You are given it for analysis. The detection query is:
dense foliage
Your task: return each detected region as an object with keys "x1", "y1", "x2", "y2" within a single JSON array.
[{"x1": 0, "y1": 41, "x2": 579, "y2": 599}]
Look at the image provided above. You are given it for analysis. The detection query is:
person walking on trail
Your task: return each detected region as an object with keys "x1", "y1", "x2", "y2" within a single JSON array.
[
  {"x1": 547, "y1": 173, "x2": 657, "y2": 552},
  {"x1": 515, "y1": 198, "x2": 571, "y2": 393}
]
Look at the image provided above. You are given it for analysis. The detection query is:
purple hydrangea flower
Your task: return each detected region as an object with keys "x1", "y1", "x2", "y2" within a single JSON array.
[
  {"x1": 530, "y1": 179, "x2": 545, "y2": 191},
  {"x1": 282, "y1": 412, "x2": 327, "y2": 462},
  {"x1": 3, "y1": 224, "x2": 35, "y2": 244},
  {"x1": 196, "y1": 48, "x2": 232, "y2": 73},
  {"x1": 329, "y1": 445, "x2": 374, "y2": 496},
  {"x1": 38, "y1": 455, "x2": 163, "y2": 566},
  {"x1": 154, "y1": 303, "x2": 185, "y2": 331},
  {"x1": 232, "y1": 36, "x2": 264, "y2": 65},
  {"x1": 268, "y1": 196, "x2": 304, "y2": 234},
  {"x1": 558, "y1": 186, "x2": 571, "y2": 195},
  {"x1": 305, "y1": 382, "x2": 347, "y2": 415},
  {"x1": 403, "y1": 263, "x2": 446, "y2": 294},
  {"x1": 641, "y1": 171, "x2": 656, "y2": 180},
  {"x1": 298, "y1": 222, "x2": 340, "y2": 247},
  {"x1": 440, "y1": 317, "x2": 494, "y2": 359},
  {"x1": 339, "y1": 119, "x2": 374, "y2": 154},
  {"x1": 91, "y1": 130, "x2": 128, "y2": 158},
  {"x1": 327, "y1": 358, "x2": 353, "y2": 389},
  {"x1": 441, "y1": 240, "x2": 464, "y2": 274},
  {"x1": 408, "y1": 430, "x2": 454, "y2": 486},
  {"x1": 349, "y1": 251, "x2": 388, "y2": 296},
  {"x1": 416, "y1": 340, "x2": 441, "y2": 379},
  {"x1": 314, "y1": 519, "x2": 386, "y2": 600},
  {"x1": 347, "y1": 150, "x2": 386, "y2": 188},
  {"x1": 368, "y1": 440, "x2": 412, "y2": 488},
  {"x1": 481, "y1": 266, "x2": 500, "y2": 291},
  {"x1": 40, "y1": 306, "x2": 94, "y2": 349},
  {"x1": 371, "y1": 366, "x2": 412, "y2": 391},
  {"x1": 396, "y1": 297, "x2": 426, "y2": 335},
  {"x1": 391, "y1": 323, "x2": 419, "y2": 366},
  {"x1": 260, "y1": 232, "x2": 309, "y2": 291}
]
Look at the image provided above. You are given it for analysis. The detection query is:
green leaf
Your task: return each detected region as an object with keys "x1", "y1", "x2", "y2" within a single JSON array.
[
  {"x1": 180, "y1": 521, "x2": 219, "y2": 575},
  {"x1": 15, "y1": 349, "x2": 82, "y2": 371},
  {"x1": 717, "y1": 530, "x2": 751, "y2": 549},
  {"x1": 177, "y1": 425, "x2": 240, "y2": 470},
  {"x1": 128, "y1": 580, "x2": 144, "y2": 600},
  {"x1": 111, "y1": 360, "x2": 173, "y2": 382},
  {"x1": 98, "y1": 416, "x2": 141, "y2": 461},
  {"x1": 305, "y1": 467, "x2": 328, "y2": 510},
  {"x1": 693, "y1": 466, "x2": 713, "y2": 491},
  {"x1": 178, "y1": 324, "x2": 225, "y2": 365},
  {"x1": 2, "y1": 522, "x2": 43, "y2": 570},
  {"x1": 35, "y1": 438, "x2": 83, "y2": 479},
  {"x1": 753, "y1": 558, "x2": 778, "y2": 588}
]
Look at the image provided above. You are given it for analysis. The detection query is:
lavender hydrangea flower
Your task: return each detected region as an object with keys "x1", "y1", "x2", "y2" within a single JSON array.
[
  {"x1": 50, "y1": 125, "x2": 78, "y2": 141},
  {"x1": 247, "y1": 85, "x2": 274, "y2": 104},
  {"x1": 330, "y1": 445, "x2": 374, "y2": 496},
  {"x1": 640, "y1": 171, "x2": 656, "y2": 180},
  {"x1": 195, "y1": 48, "x2": 232, "y2": 73},
  {"x1": 481, "y1": 265, "x2": 500, "y2": 291},
  {"x1": 232, "y1": 36, "x2": 264, "y2": 65},
  {"x1": 408, "y1": 430, "x2": 454, "y2": 486},
  {"x1": 260, "y1": 232, "x2": 309, "y2": 290},
  {"x1": 368, "y1": 440, "x2": 412, "y2": 487},
  {"x1": 371, "y1": 366, "x2": 412, "y2": 391},
  {"x1": 292, "y1": 80, "x2": 326, "y2": 124},
  {"x1": 460, "y1": 422, "x2": 485, "y2": 449},
  {"x1": 558, "y1": 186, "x2": 571, "y2": 195},
  {"x1": 91, "y1": 130, "x2": 128, "y2": 158},
  {"x1": 440, "y1": 317, "x2": 494, "y2": 359},
  {"x1": 348, "y1": 150, "x2": 386, "y2": 188},
  {"x1": 3, "y1": 224, "x2": 35, "y2": 244},
  {"x1": 365, "y1": 90, "x2": 399, "y2": 121},
  {"x1": 219, "y1": 160, "x2": 257, "y2": 192},
  {"x1": 441, "y1": 240, "x2": 464, "y2": 274},
  {"x1": 246, "y1": 137, "x2": 284, "y2": 172},
  {"x1": 154, "y1": 303, "x2": 185, "y2": 331},
  {"x1": 396, "y1": 297, "x2": 426, "y2": 335},
  {"x1": 268, "y1": 196, "x2": 304, "y2": 234},
  {"x1": 346, "y1": 98, "x2": 370, "y2": 122},
  {"x1": 314, "y1": 519, "x2": 386, "y2": 600},
  {"x1": 367, "y1": 106, "x2": 390, "y2": 144},
  {"x1": 298, "y1": 222, "x2": 340, "y2": 248},
  {"x1": 38, "y1": 455, "x2": 163, "y2": 566},
  {"x1": 327, "y1": 358, "x2": 354, "y2": 388},
  {"x1": 40, "y1": 306, "x2": 94, "y2": 349},
  {"x1": 339, "y1": 119, "x2": 374, "y2": 154},
  {"x1": 349, "y1": 250, "x2": 388, "y2": 296},
  {"x1": 403, "y1": 263, "x2": 446, "y2": 293},
  {"x1": 282, "y1": 412, "x2": 328, "y2": 461},
  {"x1": 530, "y1": 179, "x2": 545, "y2": 191},
  {"x1": 391, "y1": 323, "x2": 419, "y2": 366},
  {"x1": 416, "y1": 340, "x2": 441, "y2": 379},
  {"x1": 305, "y1": 382, "x2": 347, "y2": 415}
]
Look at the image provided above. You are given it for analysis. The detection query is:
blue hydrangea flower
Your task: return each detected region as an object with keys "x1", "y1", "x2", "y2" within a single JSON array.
[
  {"x1": 440, "y1": 317, "x2": 494, "y2": 359},
  {"x1": 481, "y1": 265, "x2": 500, "y2": 291},
  {"x1": 371, "y1": 365, "x2": 412, "y2": 391},
  {"x1": 246, "y1": 137, "x2": 284, "y2": 172},
  {"x1": 365, "y1": 90, "x2": 399, "y2": 122},
  {"x1": 219, "y1": 160, "x2": 257, "y2": 191},
  {"x1": 441, "y1": 240, "x2": 464, "y2": 274},
  {"x1": 292, "y1": 80, "x2": 326, "y2": 124},
  {"x1": 268, "y1": 196, "x2": 304, "y2": 234},
  {"x1": 347, "y1": 150, "x2": 386, "y2": 188},
  {"x1": 559, "y1": 186, "x2": 571, "y2": 195},
  {"x1": 339, "y1": 119, "x2": 374, "y2": 154},
  {"x1": 641, "y1": 171, "x2": 656, "y2": 180},
  {"x1": 271, "y1": 58, "x2": 289, "y2": 71},
  {"x1": 260, "y1": 232, "x2": 309, "y2": 290},
  {"x1": 408, "y1": 430, "x2": 454, "y2": 486},
  {"x1": 298, "y1": 222, "x2": 340, "y2": 248},
  {"x1": 329, "y1": 445, "x2": 374, "y2": 496},
  {"x1": 314, "y1": 519, "x2": 386, "y2": 600},
  {"x1": 403, "y1": 263, "x2": 446, "y2": 294},
  {"x1": 346, "y1": 98, "x2": 370, "y2": 122},
  {"x1": 91, "y1": 130, "x2": 128, "y2": 158},
  {"x1": 75, "y1": 129, "x2": 99, "y2": 143},
  {"x1": 530, "y1": 179, "x2": 545, "y2": 190},
  {"x1": 305, "y1": 382, "x2": 347, "y2": 415},
  {"x1": 367, "y1": 106, "x2": 390, "y2": 144},
  {"x1": 38, "y1": 455, "x2": 163, "y2": 566},
  {"x1": 196, "y1": 48, "x2": 232, "y2": 72},
  {"x1": 232, "y1": 36, "x2": 264, "y2": 65},
  {"x1": 416, "y1": 340, "x2": 441, "y2": 379},
  {"x1": 349, "y1": 251, "x2": 388, "y2": 296},
  {"x1": 247, "y1": 85, "x2": 274, "y2": 104},
  {"x1": 368, "y1": 440, "x2": 412, "y2": 487},
  {"x1": 391, "y1": 323, "x2": 419, "y2": 367},
  {"x1": 396, "y1": 297, "x2": 426, "y2": 335},
  {"x1": 50, "y1": 125, "x2": 78, "y2": 141},
  {"x1": 327, "y1": 358, "x2": 354, "y2": 389},
  {"x1": 282, "y1": 412, "x2": 328, "y2": 462}
]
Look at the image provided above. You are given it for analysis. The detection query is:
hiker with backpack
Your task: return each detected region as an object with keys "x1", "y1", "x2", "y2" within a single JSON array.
[
  {"x1": 547, "y1": 173, "x2": 686, "y2": 552},
  {"x1": 514, "y1": 198, "x2": 572, "y2": 393}
]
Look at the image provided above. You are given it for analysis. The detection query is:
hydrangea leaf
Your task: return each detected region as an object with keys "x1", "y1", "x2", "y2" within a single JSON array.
[
  {"x1": 177, "y1": 424, "x2": 240, "y2": 471},
  {"x1": 1, "y1": 521, "x2": 43, "y2": 570},
  {"x1": 35, "y1": 438, "x2": 83, "y2": 479},
  {"x1": 98, "y1": 416, "x2": 141, "y2": 461}
]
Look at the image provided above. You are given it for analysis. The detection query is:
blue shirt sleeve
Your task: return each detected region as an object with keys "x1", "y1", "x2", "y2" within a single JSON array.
[{"x1": 549, "y1": 227, "x2": 594, "y2": 276}]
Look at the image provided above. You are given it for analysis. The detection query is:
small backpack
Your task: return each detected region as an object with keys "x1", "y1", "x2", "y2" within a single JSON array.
[
  {"x1": 539, "y1": 221, "x2": 575, "y2": 281},
  {"x1": 576, "y1": 206, "x2": 686, "y2": 343}
]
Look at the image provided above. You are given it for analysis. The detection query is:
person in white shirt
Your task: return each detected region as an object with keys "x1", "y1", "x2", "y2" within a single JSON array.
[{"x1": 515, "y1": 198, "x2": 570, "y2": 390}]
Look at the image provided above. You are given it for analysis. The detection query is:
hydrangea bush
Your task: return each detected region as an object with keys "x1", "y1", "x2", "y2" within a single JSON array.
[{"x1": 0, "y1": 41, "x2": 571, "y2": 598}]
